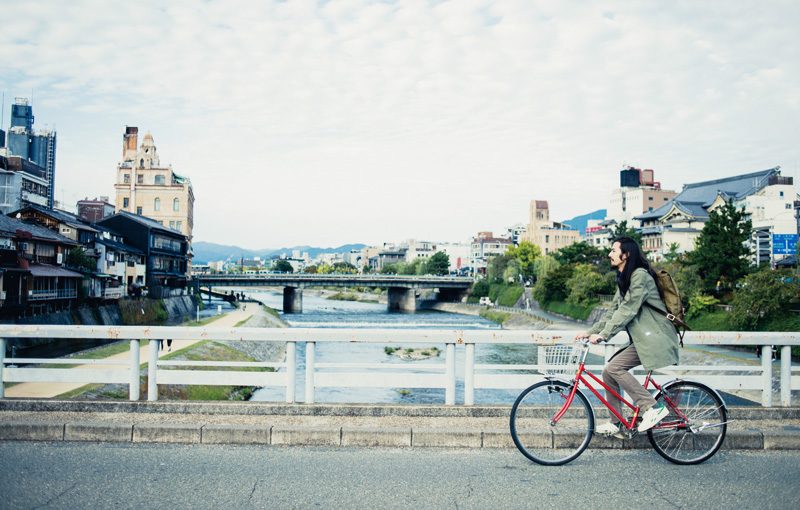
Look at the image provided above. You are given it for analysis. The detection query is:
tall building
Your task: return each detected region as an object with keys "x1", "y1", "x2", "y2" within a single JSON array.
[
  {"x1": 521, "y1": 200, "x2": 581, "y2": 255},
  {"x1": 5, "y1": 98, "x2": 57, "y2": 208},
  {"x1": 0, "y1": 155, "x2": 50, "y2": 214},
  {"x1": 607, "y1": 167, "x2": 677, "y2": 225},
  {"x1": 114, "y1": 127, "x2": 194, "y2": 242}
]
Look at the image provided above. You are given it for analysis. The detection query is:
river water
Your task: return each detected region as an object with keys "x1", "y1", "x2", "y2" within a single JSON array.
[{"x1": 245, "y1": 290, "x2": 545, "y2": 405}]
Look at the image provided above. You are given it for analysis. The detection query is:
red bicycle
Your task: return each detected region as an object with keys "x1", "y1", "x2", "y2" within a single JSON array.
[{"x1": 510, "y1": 342, "x2": 728, "y2": 466}]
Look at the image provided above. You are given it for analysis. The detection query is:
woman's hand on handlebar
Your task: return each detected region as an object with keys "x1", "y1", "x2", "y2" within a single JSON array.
[
  {"x1": 574, "y1": 331, "x2": 589, "y2": 341},
  {"x1": 587, "y1": 334, "x2": 605, "y2": 344}
]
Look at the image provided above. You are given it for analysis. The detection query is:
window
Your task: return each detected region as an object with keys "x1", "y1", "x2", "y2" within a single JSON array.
[
  {"x1": 176, "y1": 221, "x2": 182, "y2": 231},
  {"x1": 154, "y1": 175, "x2": 165, "y2": 185},
  {"x1": 137, "y1": 174, "x2": 143, "y2": 184},
  {"x1": 136, "y1": 206, "x2": 143, "y2": 215},
  {"x1": 123, "y1": 174, "x2": 130, "y2": 184},
  {"x1": 123, "y1": 197, "x2": 129, "y2": 208},
  {"x1": 648, "y1": 196, "x2": 653, "y2": 201},
  {"x1": 779, "y1": 191, "x2": 784, "y2": 198},
  {"x1": 154, "y1": 197, "x2": 161, "y2": 211},
  {"x1": 169, "y1": 220, "x2": 176, "y2": 229},
  {"x1": 173, "y1": 198, "x2": 179, "y2": 212},
  {"x1": 140, "y1": 159, "x2": 145, "y2": 168}
]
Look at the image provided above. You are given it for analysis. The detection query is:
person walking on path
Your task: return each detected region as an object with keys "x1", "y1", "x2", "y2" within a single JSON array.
[{"x1": 574, "y1": 237, "x2": 680, "y2": 437}]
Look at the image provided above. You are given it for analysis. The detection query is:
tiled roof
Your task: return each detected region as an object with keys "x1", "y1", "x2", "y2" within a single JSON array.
[
  {"x1": 0, "y1": 215, "x2": 78, "y2": 245},
  {"x1": 12, "y1": 204, "x2": 99, "y2": 232},
  {"x1": 103, "y1": 210, "x2": 181, "y2": 236},
  {"x1": 96, "y1": 237, "x2": 144, "y2": 255},
  {"x1": 635, "y1": 167, "x2": 780, "y2": 222}
]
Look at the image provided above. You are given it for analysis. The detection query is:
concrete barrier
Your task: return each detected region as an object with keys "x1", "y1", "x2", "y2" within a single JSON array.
[
  {"x1": 65, "y1": 422, "x2": 133, "y2": 442},
  {"x1": 201, "y1": 424, "x2": 271, "y2": 445},
  {"x1": 133, "y1": 423, "x2": 202, "y2": 444}
]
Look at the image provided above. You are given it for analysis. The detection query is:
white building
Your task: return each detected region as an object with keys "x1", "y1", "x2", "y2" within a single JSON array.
[{"x1": 636, "y1": 167, "x2": 798, "y2": 265}]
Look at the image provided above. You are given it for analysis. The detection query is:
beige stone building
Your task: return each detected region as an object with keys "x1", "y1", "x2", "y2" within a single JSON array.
[
  {"x1": 114, "y1": 127, "x2": 194, "y2": 241},
  {"x1": 522, "y1": 200, "x2": 581, "y2": 255}
]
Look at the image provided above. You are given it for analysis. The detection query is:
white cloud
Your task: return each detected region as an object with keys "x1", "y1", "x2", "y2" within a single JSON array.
[{"x1": 0, "y1": 0, "x2": 798, "y2": 248}]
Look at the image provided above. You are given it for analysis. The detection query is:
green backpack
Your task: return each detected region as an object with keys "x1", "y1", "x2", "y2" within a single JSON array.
[{"x1": 645, "y1": 269, "x2": 690, "y2": 346}]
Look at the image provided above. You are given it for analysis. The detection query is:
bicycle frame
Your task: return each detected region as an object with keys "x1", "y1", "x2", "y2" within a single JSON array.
[{"x1": 551, "y1": 344, "x2": 689, "y2": 432}]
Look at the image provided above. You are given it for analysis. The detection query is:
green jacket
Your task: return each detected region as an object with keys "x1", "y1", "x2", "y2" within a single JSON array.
[{"x1": 588, "y1": 267, "x2": 680, "y2": 371}]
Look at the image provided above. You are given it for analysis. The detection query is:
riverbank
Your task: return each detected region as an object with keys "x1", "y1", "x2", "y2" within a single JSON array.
[{"x1": 422, "y1": 301, "x2": 579, "y2": 330}]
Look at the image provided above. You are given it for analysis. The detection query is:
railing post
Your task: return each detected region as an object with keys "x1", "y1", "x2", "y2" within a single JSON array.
[
  {"x1": 464, "y1": 343, "x2": 475, "y2": 405},
  {"x1": 0, "y1": 338, "x2": 5, "y2": 399},
  {"x1": 305, "y1": 341, "x2": 315, "y2": 404},
  {"x1": 445, "y1": 343, "x2": 455, "y2": 405},
  {"x1": 761, "y1": 345, "x2": 773, "y2": 407},
  {"x1": 129, "y1": 339, "x2": 140, "y2": 401},
  {"x1": 148, "y1": 339, "x2": 159, "y2": 401},
  {"x1": 781, "y1": 345, "x2": 792, "y2": 407},
  {"x1": 286, "y1": 341, "x2": 296, "y2": 403}
]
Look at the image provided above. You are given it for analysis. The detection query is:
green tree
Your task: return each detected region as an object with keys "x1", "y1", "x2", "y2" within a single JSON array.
[
  {"x1": 381, "y1": 263, "x2": 399, "y2": 274},
  {"x1": 533, "y1": 255, "x2": 560, "y2": 281},
  {"x1": 332, "y1": 262, "x2": 357, "y2": 274},
  {"x1": 304, "y1": 265, "x2": 318, "y2": 274},
  {"x1": 687, "y1": 199, "x2": 752, "y2": 295},
  {"x1": 487, "y1": 253, "x2": 513, "y2": 283},
  {"x1": 506, "y1": 241, "x2": 541, "y2": 281},
  {"x1": 611, "y1": 220, "x2": 643, "y2": 246},
  {"x1": 273, "y1": 259, "x2": 293, "y2": 273},
  {"x1": 503, "y1": 259, "x2": 521, "y2": 284},
  {"x1": 729, "y1": 268, "x2": 799, "y2": 330},
  {"x1": 553, "y1": 241, "x2": 609, "y2": 271},
  {"x1": 532, "y1": 264, "x2": 575, "y2": 304},
  {"x1": 65, "y1": 247, "x2": 96, "y2": 272},
  {"x1": 424, "y1": 252, "x2": 450, "y2": 275},
  {"x1": 470, "y1": 279, "x2": 490, "y2": 299},
  {"x1": 663, "y1": 242, "x2": 682, "y2": 263},
  {"x1": 566, "y1": 264, "x2": 615, "y2": 306}
]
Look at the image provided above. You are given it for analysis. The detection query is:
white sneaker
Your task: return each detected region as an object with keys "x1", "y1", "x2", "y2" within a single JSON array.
[
  {"x1": 595, "y1": 421, "x2": 626, "y2": 439},
  {"x1": 638, "y1": 403, "x2": 669, "y2": 432}
]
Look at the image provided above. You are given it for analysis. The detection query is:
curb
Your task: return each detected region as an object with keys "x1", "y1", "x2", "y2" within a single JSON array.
[
  {"x1": 1, "y1": 421, "x2": 799, "y2": 450},
  {"x1": 2, "y1": 400, "x2": 799, "y2": 420}
]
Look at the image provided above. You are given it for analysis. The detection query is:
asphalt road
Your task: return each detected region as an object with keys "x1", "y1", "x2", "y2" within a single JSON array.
[{"x1": 1, "y1": 442, "x2": 798, "y2": 510}]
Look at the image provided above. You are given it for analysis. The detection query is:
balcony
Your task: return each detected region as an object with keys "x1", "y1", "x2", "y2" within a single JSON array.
[{"x1": 102, "y1": 287, "x2": 125, "y2": 300}]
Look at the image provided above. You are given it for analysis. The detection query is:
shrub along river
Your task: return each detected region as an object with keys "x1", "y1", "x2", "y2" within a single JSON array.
[{"x1": 244, "y1": 289, "x2": 546, "y2": 405}]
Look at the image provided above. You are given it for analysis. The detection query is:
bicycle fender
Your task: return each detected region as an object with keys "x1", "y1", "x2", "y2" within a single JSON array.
[{"x1": 658, "y1": 378, "x2": 729, "y2": 412}]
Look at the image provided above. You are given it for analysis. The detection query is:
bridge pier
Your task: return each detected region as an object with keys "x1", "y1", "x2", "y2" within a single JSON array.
[
  {"x1": 388, "y1": 287, "x2": 416, "y2": 312},
  {"x1": 436, "y1": 288, "x2": 468, "y2": 303},
  {"x1": 283, "y1": 287, "x2": 303, "y2": 313}
]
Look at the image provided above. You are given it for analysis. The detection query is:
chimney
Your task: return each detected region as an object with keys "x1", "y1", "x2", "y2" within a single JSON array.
[{"x1": 123, "y1": 126, "x2": 138, "y2": 160}]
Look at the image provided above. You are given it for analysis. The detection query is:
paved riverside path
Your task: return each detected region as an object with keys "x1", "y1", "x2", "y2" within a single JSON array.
[
  {"x1": 1, "y1": 443, "x2": 798, "y2": 509},
  {"x1": 3, "y1": 304, "x2": 255, "y2": 399}
]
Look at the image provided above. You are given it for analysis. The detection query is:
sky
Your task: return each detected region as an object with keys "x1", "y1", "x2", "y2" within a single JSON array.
[{"x1": 1, "y1": 0, "x2": 798, "y2": 249}]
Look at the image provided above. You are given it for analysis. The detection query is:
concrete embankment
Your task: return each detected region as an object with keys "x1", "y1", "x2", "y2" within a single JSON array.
[{"x1": 0, "y1": 401, "x2": 798, "y2": 449}]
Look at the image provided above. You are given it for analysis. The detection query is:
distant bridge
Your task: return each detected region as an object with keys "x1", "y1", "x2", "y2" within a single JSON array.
[{"x1": 195, "y1": 274, "x2": 474, "y2": 313}]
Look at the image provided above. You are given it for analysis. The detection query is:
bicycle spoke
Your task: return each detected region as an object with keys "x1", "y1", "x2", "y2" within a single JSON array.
[{"x1": 648, "y1": 381, "x2": 727, "y2": 465}]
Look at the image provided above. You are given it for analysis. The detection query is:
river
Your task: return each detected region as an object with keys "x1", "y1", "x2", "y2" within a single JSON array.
[{"x1": 244, "y1": 289, "x2": 543, "y2": 405}]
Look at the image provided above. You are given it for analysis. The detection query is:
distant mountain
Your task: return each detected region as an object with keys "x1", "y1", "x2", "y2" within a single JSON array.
[
  {"x1": 192, "y1": 241, "x2": 368, "y2": 264},
  {"x1": 561, "y1": 209, "x2": 607, "y2": 236}
]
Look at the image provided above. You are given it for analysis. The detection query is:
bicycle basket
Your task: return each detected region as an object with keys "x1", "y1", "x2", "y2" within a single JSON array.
[{"x1": 541, "y1": 344, "x2": 581, "y2": 376}]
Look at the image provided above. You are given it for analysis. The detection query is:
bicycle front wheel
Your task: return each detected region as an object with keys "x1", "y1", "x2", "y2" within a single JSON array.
[
  {"x1": 510, "y1": 379, "x2": 594, "y2": 466},
  {"x1": 647, "y1": 381, "x2": 727, "y2": 465}
]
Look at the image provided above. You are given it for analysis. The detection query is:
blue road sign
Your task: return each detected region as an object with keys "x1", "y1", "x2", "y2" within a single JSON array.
[{"x1": 773, "y1": 234, "x2": 798, "y2": 255}]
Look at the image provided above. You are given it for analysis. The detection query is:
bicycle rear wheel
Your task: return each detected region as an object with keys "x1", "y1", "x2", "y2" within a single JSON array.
[
  {"x1": 647, "y1": 381, "x2": 727, "y2": 465},
  {"x1": 510, "y1": 379, "x2": 594, "y2": 466}
]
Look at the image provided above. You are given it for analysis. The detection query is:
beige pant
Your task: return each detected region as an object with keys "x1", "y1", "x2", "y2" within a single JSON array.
[{"x1": 602, "y1": 344, "x2": 657, "y2": 424}]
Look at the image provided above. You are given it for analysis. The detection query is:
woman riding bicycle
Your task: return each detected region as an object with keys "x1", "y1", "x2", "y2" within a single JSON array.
[{"x1": 575, "y1": 236, "x2": 680, "y2": 438}]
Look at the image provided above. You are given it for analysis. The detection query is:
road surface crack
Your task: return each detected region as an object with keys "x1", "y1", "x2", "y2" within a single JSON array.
[
  {"x1": 651, "y1": 482, "x2": 681, "y2": 509},
  {"x1": 31, "y1": 481, "x2": 79, "y2": 510},
  {"x1": 248, "y1": 479, "x2": 260, "y2": 502}
]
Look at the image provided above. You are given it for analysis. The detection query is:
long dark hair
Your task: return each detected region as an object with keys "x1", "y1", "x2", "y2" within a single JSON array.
[{"x1": 613, "y1": 236, "x2": 660, "y2": 297}]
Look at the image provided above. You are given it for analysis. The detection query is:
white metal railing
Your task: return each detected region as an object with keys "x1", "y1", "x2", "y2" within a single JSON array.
[
  {"x1": 102, "y1": 287, "x2": 125, "y2": 299},
  {"x1": 28, "y1": 289, "x2": 78, "y2": 301},
  {"x1": 0, "y1": 326, "x2": 797, "y2": 406}
]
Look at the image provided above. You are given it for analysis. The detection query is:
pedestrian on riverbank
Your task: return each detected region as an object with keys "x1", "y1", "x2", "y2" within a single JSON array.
[{"x1": 574, "y1": 236, "x2": 680, "y2": 438}]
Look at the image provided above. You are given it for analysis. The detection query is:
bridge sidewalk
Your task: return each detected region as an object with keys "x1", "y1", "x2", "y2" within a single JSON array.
[
  {"x1": 3, "y1": 305, "x2": 255, "y2": 399},
  {"x1": 1, "y1": 401, "x2": 798, "y2": 450}
]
